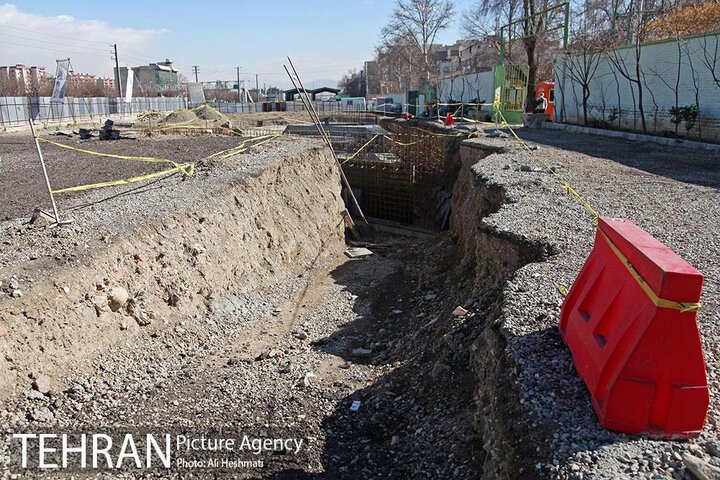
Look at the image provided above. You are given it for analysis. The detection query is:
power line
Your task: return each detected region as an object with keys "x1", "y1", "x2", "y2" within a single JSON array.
[
  {"x1": 0, "y1": 38, "x2": 109, "y2": 58},
  {"x1": 0, "y1": 31, "x2": 109, "y2": 52},
  {"x1": 0, "y1": 24, "x2": 109, "y2": 45}
]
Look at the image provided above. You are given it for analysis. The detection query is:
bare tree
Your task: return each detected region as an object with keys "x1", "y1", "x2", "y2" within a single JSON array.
[
  {"x1": 462, "y1": 0, "x2": 520, "y2": 61},
  {"x1": 563, "y1": 29, "x2": 606, "y2": 125},
  {"x1": 463, "y1": 0, "x2": 566, "y2": 112},
  {"x1": 339, "y1": 70, "x2": 364, "y2": 97},
  {"x1": 376, "y1": 37, "x2": 420, "y2": 92},
  {"x1": 0, "y1": 75, "x2": 23, "y2": 96},
  {"x1": 700, "y1": 34, "x2": 720, "y2": 89},
  {"x1": 381, "y1": 0, "x2": 455, "y2": 83}
]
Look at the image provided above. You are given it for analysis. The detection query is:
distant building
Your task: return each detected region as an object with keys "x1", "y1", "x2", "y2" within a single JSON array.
[
  {"x1": 70, "y1": 72, "x2": 96, "y2": 86},
  {"x1": 115, "y1": 59, "x2": 180, "y2": 96},
  {"x1": 96, "y1": 77, "x2": 115, "y2": 90},
  {"x1": 458, "y1": 37, "x2": 497, "y2": 72},
  {"x1": 0, "y1": 64, "x2": 46, "y2": 89}
]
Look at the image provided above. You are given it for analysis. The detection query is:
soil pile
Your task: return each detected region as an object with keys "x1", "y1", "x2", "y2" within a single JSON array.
[{"x1": 159, "y1": 105, "x2": 233, "y2": 129}]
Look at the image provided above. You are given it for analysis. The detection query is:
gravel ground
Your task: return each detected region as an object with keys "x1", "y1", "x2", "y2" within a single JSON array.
[
  {"x1": 0, "y1": 128, "x2": 484, "y2": 478},
  {"x1": 464, "y1": 127, "x2": 720, "y2": 479},
  {"x1": 0, "y1": 234, "x2": 485, "y2": 478},
  {"x1": 2, "y1": 120, "x2": 719, "y2": 479}
]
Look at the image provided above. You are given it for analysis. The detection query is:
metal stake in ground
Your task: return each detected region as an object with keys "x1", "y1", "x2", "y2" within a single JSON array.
[
  {"x1": 29, "y1": 118, "x2": 71, "y2": 227},
  {"x1": 285, "y1": 58, "x2": 368, "y2": 225}
]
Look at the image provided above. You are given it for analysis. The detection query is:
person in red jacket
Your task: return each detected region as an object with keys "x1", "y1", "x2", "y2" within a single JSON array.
[{"x1": 444, "y1": 112, "x2": 455, "y2": 127}]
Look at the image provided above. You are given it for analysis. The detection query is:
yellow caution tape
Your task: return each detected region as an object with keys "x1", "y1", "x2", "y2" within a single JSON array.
[
  {"x1": 50, "y1": 163, "x2": 194, "y2": 194},
  {"x1": 494, "y1": 109, "x2": 601, "y2": 222},
  {"x1": 492, "y1": 104, "x2": 702, "y2": 313},
  {"x1": 246, "y1": 134, "x2": 280, "y2": 149},
  {"x1": 341, "y1": 134, "x2": 379, "y2": 165},
  {"x1": 201, "y1": 134, "x2": 280, "y2": 161},
  {"x1": 599, "y1": 231, "x2": 701, "y2": 312},
  {"x1": 36, "y1": 136, "x2": 194, "y2": 176},
  {"x1": 381, "y1": 134, "x2": 421, "y2": 146}
]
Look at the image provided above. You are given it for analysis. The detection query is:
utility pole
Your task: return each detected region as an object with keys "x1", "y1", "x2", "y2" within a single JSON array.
[
  {"x1": 112, "y1": 44, "x2": 121, "y2": 97},
  {"x1": 255, "y1": 74, "x2": 259, "y2": 101},
  {"x1": 192, "y1": 65, "x2": 199, "y2": 83},
  {"x1": 236, "y1": 66, "x2": 241, "y2": 103}
]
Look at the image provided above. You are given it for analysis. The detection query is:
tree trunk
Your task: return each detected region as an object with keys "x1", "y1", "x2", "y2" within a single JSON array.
[
  {"x1": 634, "y1": 42, "x2": 647, "y2": 133},
  {"x1": 525, "y1": 38, "x2": 537, "y2": 113}
]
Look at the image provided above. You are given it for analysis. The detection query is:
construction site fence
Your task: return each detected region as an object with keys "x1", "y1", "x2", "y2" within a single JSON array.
[
  {"x1": 555, "y1": 30, "x2": 720, "y2": 143},
  {"x1": 203, "y1": 100, "x2": 371, "y2": 115},
  {"x1": 0, "y1": 96, "x2": 188, "y2": 129}
]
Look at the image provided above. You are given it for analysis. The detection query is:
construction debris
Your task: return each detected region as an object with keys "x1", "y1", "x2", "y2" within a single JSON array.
[
  {"x1": 98, "y1": 120, "x2": 121, "y2": 140},
  {"x1": 345, "y1": 247, "x2": 373, "y2": 258}
]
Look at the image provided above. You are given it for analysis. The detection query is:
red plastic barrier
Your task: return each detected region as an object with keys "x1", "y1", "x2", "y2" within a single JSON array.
[{"x1": 559, "y1": 217, "x2": 708, "y2": 438}]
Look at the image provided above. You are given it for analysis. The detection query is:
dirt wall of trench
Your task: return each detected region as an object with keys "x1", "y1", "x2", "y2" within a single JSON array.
[
  {"x1": 449, "y1": 143, "x2": 554, "y2": 479},
  {"x1": 0, "y1": 145, "x2": 346, "y2": 401}
]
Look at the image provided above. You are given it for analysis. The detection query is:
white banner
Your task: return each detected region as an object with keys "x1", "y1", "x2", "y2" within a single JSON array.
[
  {"x1": 124, "y1": 67, "x2": 134, "y2": 103},
  {"x1": 187, "y1": 82, "x2": 206, "y2": 105},
  {"x1": 51, "y1": 59, "x2": 70, "y2": 103}
]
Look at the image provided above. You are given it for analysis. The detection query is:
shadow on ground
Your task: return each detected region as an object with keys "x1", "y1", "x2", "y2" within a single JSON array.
[
  {"x1": 516, "y1": 128, "x2": 720, "y2": 190},
  {"x1": 264, "y1": 245, "x2": 486, "y2": 479}
]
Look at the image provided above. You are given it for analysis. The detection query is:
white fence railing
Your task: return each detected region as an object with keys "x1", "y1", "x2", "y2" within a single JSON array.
[{"x1": 0, "y1": 96, "x2": 188, "y2": 128}]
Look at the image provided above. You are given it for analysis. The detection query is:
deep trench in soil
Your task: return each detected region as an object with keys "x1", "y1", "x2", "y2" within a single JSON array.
[{"x1": 1, "y1": 130, "x2": 533, "y2": 479}]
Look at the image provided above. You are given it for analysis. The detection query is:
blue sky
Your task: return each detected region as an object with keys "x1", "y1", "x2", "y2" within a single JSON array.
[{"x1": 0, "y1": 1, "x2": 475, "y2": 88}]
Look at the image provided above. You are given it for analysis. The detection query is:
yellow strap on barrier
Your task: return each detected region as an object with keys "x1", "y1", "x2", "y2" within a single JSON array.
[
  {"x1": 36, "y1": 136, "x2": 194, "y2": 176},
  {"x1": 341, "y1": 134, "x2": 379, "y2": 165},
  {"x1": 599, "y1": 231, "x2": 701, "y2": 312},
  {"x1": 489, "y1": 105, "x2": 699, "y2": 312}
]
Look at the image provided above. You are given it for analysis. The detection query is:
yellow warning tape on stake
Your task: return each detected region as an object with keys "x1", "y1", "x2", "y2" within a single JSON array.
[
  {"x1": 50, "y1": 164, "x2": 194, "y2": 194},
  {"x1": 600, "y1": 231, "x2": 702, "y2": 313},
  {"x1": 36, "y1": 135, "x2": 195, "y2": 194},
  {"x1": 36, "y1": 136, "x2": 194, "y2": 176}
]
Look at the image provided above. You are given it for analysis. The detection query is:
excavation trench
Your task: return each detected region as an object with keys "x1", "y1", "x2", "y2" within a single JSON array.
[{"x1": 0, "y1": 129, "x2": 550, "y2": 478}]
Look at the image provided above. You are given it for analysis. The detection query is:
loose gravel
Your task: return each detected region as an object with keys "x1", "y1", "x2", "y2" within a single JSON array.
[{"x1": 464, "y1": 127, "x2": 720, "y2": 479}]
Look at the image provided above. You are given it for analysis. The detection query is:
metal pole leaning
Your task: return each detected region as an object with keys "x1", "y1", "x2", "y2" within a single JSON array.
[
  {"x1": 29, "y1": 118, "x2": 70, "y2": 227},
  {"x1": 282, "y1": 65, "x2": 363, "y2": 234},
  {"x1": 284, "y1": 65, "x2": 367, "y2": 228},
  {"x1": 285, "y1": 58, "x2": 367, "y2": 224},
  {"x1": 283, "y1": 66, "x2": 334, "y2": 156}
]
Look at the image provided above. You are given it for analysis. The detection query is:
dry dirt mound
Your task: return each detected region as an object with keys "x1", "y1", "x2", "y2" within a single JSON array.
[
  {"x1": 193, "y1": 104, "x2": 229, "y2": 123},
  {"x1": 159, "y1": 105, "x2": 232, "y2": 128},
  {"x1": 159, "y1": 109, "x2": 199, "y2": 125}
]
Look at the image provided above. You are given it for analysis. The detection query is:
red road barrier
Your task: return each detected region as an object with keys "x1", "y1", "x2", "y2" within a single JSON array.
[{"x1": 559, "y1": 217, "x2": 708, "y2": 438}]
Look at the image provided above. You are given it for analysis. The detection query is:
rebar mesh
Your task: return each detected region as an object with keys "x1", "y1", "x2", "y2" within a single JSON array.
[{"x1": 337, "y1": 131, "x2": 449, "y2": 229}]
